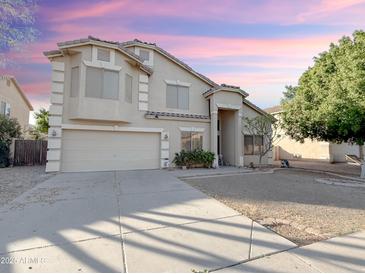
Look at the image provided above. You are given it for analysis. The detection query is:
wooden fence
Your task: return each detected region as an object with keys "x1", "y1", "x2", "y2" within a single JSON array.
[{"x1": 12, "y1": 140, "x2": 48, "y2": 166}]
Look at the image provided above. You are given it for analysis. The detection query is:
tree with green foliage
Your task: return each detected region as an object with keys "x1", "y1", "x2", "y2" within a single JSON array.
[
  {"x1": 281, "y1": 30, "x2": 365, "y2": 176},
  {"x1": 0, "y1": 0, "x2": 39, "y2": 68},
  {"x1": 34, "y1": 108, "x2": 49, "y2": 134},
  {"x1": 0, "y1": 115, "x2": 22, "y2": 167}
]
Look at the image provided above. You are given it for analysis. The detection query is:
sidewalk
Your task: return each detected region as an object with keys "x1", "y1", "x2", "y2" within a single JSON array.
[{"x1": 217, "y1": 230, "x2": 365, "y2": 272}]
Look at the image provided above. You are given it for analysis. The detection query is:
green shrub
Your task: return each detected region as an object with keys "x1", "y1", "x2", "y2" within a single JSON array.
[
  {"x1": 0, "y1": 115, "x2": 22, "y2": 167},
  {"x1": 173, "y1": 149, "x2": 215, "y2": 168}
]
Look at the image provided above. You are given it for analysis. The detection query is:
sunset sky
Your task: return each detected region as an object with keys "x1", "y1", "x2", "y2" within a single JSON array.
[{"x1": 2, "y1": 0, "x2": 365, "y2": 121}]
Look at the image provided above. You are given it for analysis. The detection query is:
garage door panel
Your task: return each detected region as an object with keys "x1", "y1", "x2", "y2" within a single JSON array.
[{"x1": 61, "y1": 130, "x2": 160, "y2": 172}]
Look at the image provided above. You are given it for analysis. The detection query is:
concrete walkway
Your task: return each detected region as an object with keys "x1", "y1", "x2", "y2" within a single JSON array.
[
  {"x1": 0, "y1": 169, "x2": 363, "y2": 272},
  {"x1": 217, "y1": 231, "x2": 365, "y2": 272}
]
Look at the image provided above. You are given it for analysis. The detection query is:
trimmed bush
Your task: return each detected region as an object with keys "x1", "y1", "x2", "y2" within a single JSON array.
[
  {"x1": 0, "y1": 115, "x2": 21, "y2": 167},
  {"x1": 173, "y1": 149, "x2": 215, "y2": 168}
]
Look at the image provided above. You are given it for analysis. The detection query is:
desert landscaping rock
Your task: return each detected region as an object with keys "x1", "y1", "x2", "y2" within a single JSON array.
[
  {"x1": 0, "y1": 166, "x2": 54, "y2": 207},
  {"x1": 185, "y1": 169, "x2": 365, "y2": 246}
]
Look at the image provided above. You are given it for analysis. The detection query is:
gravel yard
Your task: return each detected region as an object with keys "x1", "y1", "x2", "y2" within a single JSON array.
[
  {"x1": 0, "y1": 166, "x2": 54, "y2": 207},
  {"x1": 184, "y1": 169, "x2": 365, "y2": 246}
]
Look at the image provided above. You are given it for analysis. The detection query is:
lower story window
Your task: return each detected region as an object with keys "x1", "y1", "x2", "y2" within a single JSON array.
[
  {"x1": 181, "y1": 131, "x2": 203, "y2": 151},
  {"x1": 244, "y1": 135, "x2": 263, "y2": 155}
]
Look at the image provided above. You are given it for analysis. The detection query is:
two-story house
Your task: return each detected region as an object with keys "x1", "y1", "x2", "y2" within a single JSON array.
[
  {"x1": 0, "y1": 75, "x2": 33, "y2": 129},
  {"x1": 44, "y1": 36, "x2": 270, "y2": 172}
]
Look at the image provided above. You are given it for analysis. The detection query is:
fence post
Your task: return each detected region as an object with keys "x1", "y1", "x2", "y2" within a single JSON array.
[{"x1": 8, "y1": 138, "x2": 16, "y2": 166}]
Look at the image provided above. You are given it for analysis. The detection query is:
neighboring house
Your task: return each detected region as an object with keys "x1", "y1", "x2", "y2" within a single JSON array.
[
  {"x1": 0, "y1": 75, "x2": 33, "y2": 129},
  {"x1": 265, "y1": 105, "x2": 362, "y2": 163},
  {"x1": 44, "y1": 36, "x2": 270, "y2": 172}
]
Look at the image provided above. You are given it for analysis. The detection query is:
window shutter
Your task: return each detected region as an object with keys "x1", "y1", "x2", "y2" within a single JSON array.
[
  {"x1": 178, "y1": 86, "x2": 189, "y2": 109},
  {"x1": 5, "y1": 102, "x2": 10, "y2": 116},
  {"x1": 244, "y1": 135, "x2": 254, "y2": 155},
  {"x1": 166, "y1": 84, "x2": 178, "y2": 108},
  {"x1": 0, "y1": 101, "x2": 6, "y2": 115},
  {"x1": 85, "y1": 67, "x2": 103, "y2": 98},
  {"x1": 125, "y1": 74, "x2": 133, "y2": 103},
  {"x1": 103, "y1": 70, "x2": 119, "y2": 99},
  {"x1": 70, "y1": 66, "x2": 79, "y2": 97}
]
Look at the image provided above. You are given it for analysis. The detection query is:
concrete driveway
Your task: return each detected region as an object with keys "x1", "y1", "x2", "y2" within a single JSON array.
[{"x1": 0, "y1": 170, "x2": 295, "y2": 272}]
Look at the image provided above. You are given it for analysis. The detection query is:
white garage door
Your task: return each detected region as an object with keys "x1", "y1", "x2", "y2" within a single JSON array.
[{"x1": 61, "y1": 130, "x2": 160, "y2": 172}]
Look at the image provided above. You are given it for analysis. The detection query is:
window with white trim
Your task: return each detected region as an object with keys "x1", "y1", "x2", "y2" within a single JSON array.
[
  {"x1": 125, "y1": 74, "x2": 133, "y2": 103},
  {"x1": 181, "y1": 131, "x2": 203, "y2": 151},
  {"x1": 85, "y1": 67, "x2": 119, "y2": 100},
  {"x1": 166, "y1": 84, "x2": 189, "y2": 109},
  {"x1": 70, "y1": 66, "x2": 79, "y2": 97},
  {"x1": 97, "y1": 48, "x2": 110, "y2": 62}
]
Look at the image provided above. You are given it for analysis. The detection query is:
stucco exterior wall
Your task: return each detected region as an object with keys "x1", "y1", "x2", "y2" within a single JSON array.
[
  {"x1": 148, "y1": 51, "x2": 211, "y2": 115},
  {"x1": 47, "y1": 41, "x2": 269, "y2": 171},
  {"x1": 241, "y1": 103, "x2": 270, "y2": 165},
  {"x1": 53, "y1": 44, "x2": 212, "y2": 170},
  {"x1": 0, "y1": 77, "x2": 31, "y2": 129},
  {"x1": 275, "y1": 136, "x2": 331, "y2": 161},
  {"x1": 329, "y1": 142, "x2": 360, "y2": 162}
]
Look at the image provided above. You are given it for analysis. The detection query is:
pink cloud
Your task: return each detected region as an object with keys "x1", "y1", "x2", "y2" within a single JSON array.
[
  {"x1": 22, "y1": 81, "x2": 51, "y2": 96},
  {"x1": 296, "y1": 0, "x2": 365, "y2": 23},
  {"x1": 39, "y1": 0, "x2": 365, "y2": 26}
]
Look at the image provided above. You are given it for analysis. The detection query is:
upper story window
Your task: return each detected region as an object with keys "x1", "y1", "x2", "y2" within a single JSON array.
[
  {"x1": 0, "y1": 101, "x2": 10, "y2": 116},
  {"x1": 70, "y1": 66, "x2": 79, "y2": 97},
  {"x1": 85, "y1": 66, "x2": 119, "y2": 100},
  {"x1": 97, "y1": 48, "x2": 111, "y2": 62},
  {"x1": 125, "y1": 74, "x2": 133, "y2": 103},
  {"x1": 139, "y1": 49, "x2": 150, "y2": 62},
  {"x1": 166, "y1": 84, "x2": 189, "y2": 110}
]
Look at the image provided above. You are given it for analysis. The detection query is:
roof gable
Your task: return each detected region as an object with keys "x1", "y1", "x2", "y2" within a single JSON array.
[
  {"x1": 121, "y1": 39, "x2": 218, "y2": 87},
  {"x1": 203, "y1": 84, "x2": 249, "y2": 98}
]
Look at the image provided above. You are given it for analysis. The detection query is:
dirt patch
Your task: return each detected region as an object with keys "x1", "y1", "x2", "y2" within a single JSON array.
[
  {"x1": 0, "y1": 166, "x2": 54, "y2": 207},
  {"x1": 185, "y1": 169, "x2": 365, "y2": 246}
]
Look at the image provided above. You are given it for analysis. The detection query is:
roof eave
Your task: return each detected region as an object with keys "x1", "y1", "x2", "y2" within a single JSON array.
[{"x1": 8, "y1": 77, "x2": 33, "y2": 111}]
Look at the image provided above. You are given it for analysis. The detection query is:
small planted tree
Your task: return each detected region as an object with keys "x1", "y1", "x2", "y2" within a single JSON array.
[
  {"x1": 0, "y1": 115, "x2": 22, "y2": 167},
  {"x1": 242, "y1": 115, "x2": 281, "y2": 165}
]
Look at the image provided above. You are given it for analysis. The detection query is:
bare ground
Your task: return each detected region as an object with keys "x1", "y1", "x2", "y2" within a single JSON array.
[
  {"x1": 184, "y1": 169, "x2": 365, "y2": 246},
  {"x1": 0, "y1": 166, "x2": 54, "y2": 207}
]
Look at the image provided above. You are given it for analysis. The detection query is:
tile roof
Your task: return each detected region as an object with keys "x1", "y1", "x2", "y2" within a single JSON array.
[
  {"x1": 203, "y1": 84, "x2": 249, "y2": 98},
  {"x1": 145, "y1": 111, "x2": 210, "y2": 120},
  {"x1": 121, "y1": 39, "x2": 219, "y2": 87},
  {"x1": 45, "y1": 36, "x2": 154, "y2": 75}
]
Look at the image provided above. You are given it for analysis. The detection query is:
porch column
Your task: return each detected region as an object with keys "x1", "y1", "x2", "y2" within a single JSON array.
[
  {"x1": 210, "y1": 110, "x2": 219, "y2": 168},
  {"x1": 235, "y1": 110, "x2": 243, "y2": 166}
]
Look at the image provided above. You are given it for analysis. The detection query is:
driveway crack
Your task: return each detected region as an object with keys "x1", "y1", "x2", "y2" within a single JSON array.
[{"x1": 115, "y1": 171, "x2": 128, "y2": 273}]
